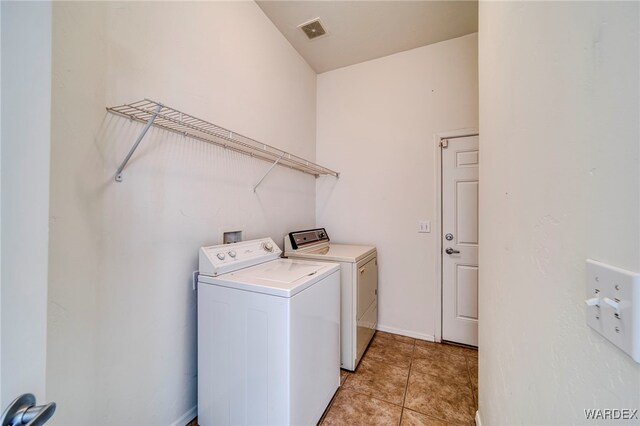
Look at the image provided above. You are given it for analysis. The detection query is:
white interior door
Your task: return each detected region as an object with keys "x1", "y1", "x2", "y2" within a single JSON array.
[{"x1": 442, "y1": 135, "x2": 479, "y2": 346}]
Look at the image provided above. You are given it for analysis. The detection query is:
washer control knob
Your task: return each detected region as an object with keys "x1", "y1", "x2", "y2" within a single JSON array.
[
  {"x1": 228, "y1": 250, "x2": 236, "y2": 258},
  {"x1": 216, "y1": 252, "x2": 226, "y2": 260},
  {"x1": 263, "y1": 242, "x2": 274, "y2": 252}
]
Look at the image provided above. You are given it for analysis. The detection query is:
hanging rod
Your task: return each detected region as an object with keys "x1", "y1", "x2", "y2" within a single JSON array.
[{"x1": 106, "y1": 99, "x2": 340, "y2": 185}]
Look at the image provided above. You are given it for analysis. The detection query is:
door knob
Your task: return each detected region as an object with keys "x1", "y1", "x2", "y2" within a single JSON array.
[
  {"x1": 1, "y1": 394, "x2": 56, "y2": 426},
  {"x1": 445, "y1": 247, "x2": 460, "y2": 255}
]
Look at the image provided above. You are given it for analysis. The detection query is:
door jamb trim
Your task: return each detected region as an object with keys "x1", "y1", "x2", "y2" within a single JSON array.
[{"x1": 433, "y1": 128, "x2": 478, "y2": 343}]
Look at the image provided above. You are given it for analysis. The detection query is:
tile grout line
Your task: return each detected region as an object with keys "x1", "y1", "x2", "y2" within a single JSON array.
[
  {"x1": 412, "y1": 341, "x2": 478, "y2": 424},
  {"x1": 328, "y1": 334, "x2": 478, "y2": 425},
  {"x1": 342, "y1": 384, "x2": 406, "y2": 408},
  {"x1": 343, "y1": 337, "x2": 414, "y2": 408},
  {"x1": 407, "y1": 345, "x2": 454, "y2": 425},
  {"x1": 353, "y1": 333, "x2": 417, "y2": 425},
  {"x1": 465, "y1": 353, "x2": 478, "y2": 409},
  {"x1": 343, "y1": 387, "x2": 406, "y2": 410},
  {"x1": 398, "y1": 340, "x2": 416, "y2": 425}
]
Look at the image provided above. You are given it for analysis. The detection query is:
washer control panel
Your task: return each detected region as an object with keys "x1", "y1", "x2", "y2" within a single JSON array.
[{"x1": 199, "y1": 237, "x2": 282, "y2": 277}]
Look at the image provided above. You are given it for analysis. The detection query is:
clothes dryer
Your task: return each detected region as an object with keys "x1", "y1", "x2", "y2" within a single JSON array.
[{"x1": 284, "y1": 228, "x2": 377, "y2": 371}]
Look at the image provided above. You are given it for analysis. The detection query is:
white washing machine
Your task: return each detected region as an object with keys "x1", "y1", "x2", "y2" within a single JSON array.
[
  {"x1": 197, "y1": 237, "x2": 340, "y2": 426},
  {"x1": 284, "y1": 228, "x2": 377, "y2": 371}
]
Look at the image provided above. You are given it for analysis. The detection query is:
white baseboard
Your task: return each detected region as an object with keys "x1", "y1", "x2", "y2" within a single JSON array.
[
  {"x1": 376, "y1": 324, "x2": 436, "y2": 342},
  {"x1": 171, "y1": 405, "x2": 197, "y2": 426},
  {"x1": 475, "y1": 410, "x2": 482, "y2": 426}
]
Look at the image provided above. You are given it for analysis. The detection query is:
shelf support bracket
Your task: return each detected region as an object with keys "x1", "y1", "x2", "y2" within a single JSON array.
[
  {"x1": 252, "y1": 152, "x2": 286, "y2": 192},
  {"x1": 114, "y1": 103, "x2": 163, "y2": 182}
]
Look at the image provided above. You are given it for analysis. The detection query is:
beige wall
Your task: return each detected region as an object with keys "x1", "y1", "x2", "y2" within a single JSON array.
[
  {"x1": 47, "y1": 2, "x2": 317, "y2": 424},
  {"x1": 316, "y1": 33, "x2": 478, "y2": 340},
  {"x1": 478, "y1": 1, "x2": 640, "y2": 424}
]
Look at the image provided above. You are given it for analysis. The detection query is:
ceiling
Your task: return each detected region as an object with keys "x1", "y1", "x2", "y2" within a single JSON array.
[{"x1": 256, "y1": 1, "x2": 478, "y2": 74}]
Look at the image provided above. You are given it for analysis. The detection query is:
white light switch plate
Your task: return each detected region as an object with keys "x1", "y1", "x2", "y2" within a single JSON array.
[
  {"x1": 586, "y1": 259, "x2": 640, "y2": 363},
  {"x1": 417, "y1": 220, "x2": 431, "y2": 233}
]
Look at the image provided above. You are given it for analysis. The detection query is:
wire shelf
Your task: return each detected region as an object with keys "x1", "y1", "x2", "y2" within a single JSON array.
[{"x1": 106, "y1": 99, "x2": 339, "y2": 181}]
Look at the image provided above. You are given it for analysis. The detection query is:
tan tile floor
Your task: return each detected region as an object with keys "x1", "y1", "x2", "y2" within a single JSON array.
[
  {"x1": 320, "y1": 331, "x2": 478, "y2": 426},
  {"x1": 185, "y1": 331, "x2": 478, "y2": 426}
]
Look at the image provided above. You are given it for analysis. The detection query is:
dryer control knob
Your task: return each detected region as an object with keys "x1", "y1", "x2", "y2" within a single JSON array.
[
  {"x1": 216, "y1": 252, "x2": 226, "y2": 260},
  {"x1": 228, "y1": 250, "x2": 236, "y2": 258},
  {"x1": 263, "y1": 242, "x2": 274, "y2": 252}
]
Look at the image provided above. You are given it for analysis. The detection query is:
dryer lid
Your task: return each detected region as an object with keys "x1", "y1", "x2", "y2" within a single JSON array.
[{"x1": 287, "y1": 243, "x2": 376, "y2": 263}]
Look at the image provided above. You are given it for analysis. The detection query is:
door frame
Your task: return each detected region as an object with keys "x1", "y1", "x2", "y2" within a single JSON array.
[{"x1": 433, "y1": 128, "x2": 478, "y2": 343}]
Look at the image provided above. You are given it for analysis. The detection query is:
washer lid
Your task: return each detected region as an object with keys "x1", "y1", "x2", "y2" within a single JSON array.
[
  {"x1": 286, "y1": 243, "x2": 376, "y2": 263},
  {"x1": 236, "y1": 261, "x2": 324, "y2": 283},
  {"x1": 198, "y1": 258, "x2": 339, "y2": 297}
]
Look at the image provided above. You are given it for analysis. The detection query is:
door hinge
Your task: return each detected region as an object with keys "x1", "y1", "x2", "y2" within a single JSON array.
[{"x1": 440, "y1": 139, "x2": 449, "y2": 148}]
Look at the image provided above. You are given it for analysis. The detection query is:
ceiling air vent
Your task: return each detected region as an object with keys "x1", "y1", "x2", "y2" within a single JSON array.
[{"x1": 298, "y1": 18, "x2": 327, "y2": 40}]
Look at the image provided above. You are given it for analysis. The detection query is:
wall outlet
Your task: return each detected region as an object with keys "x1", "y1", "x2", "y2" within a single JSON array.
[
  {"x1": 417, "y1": 220, "x2": 431, "y2": 233},
  {"x1": 586, "y1": 259, "x2": 640, "y2": 363}
]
